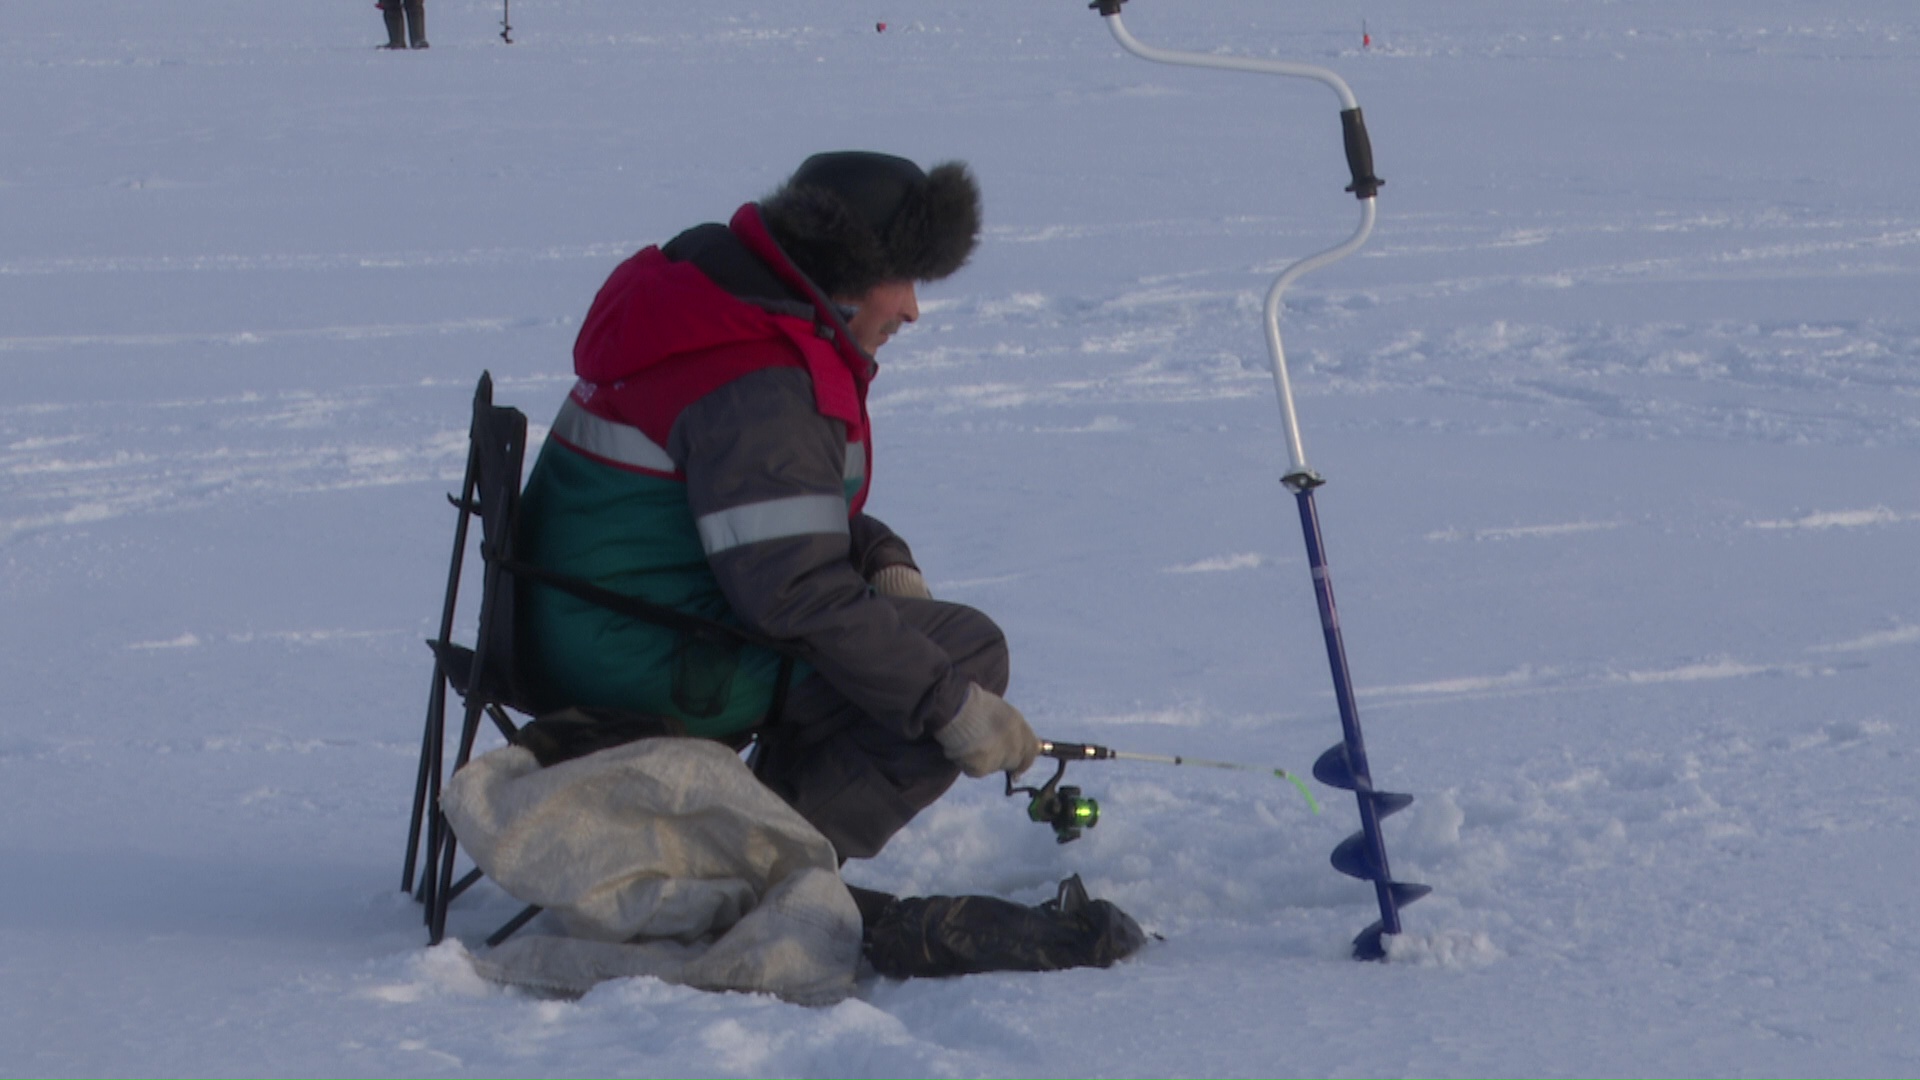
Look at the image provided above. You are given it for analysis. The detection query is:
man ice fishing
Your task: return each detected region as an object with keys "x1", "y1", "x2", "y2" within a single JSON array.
[{"x1": 516, "y1": 151, "x2": 1042, "y2": 866}]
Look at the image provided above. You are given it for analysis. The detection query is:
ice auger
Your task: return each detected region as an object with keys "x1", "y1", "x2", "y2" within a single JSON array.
[{"x1": 1088, "y1": 0, "x2": 1428, "y2": 960}]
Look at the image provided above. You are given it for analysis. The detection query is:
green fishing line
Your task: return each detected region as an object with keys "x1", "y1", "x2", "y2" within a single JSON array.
[{"x1": 1280, "y1": 770, "x2": 1322, "y2": 814}]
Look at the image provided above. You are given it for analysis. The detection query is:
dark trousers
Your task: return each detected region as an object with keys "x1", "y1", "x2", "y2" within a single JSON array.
[
  {"x1": 753, "y1": 597, "x2": 1009, "y2": 861},
  {"x1": 382, "y1": 0, "x2": 426, "y2": 48}
]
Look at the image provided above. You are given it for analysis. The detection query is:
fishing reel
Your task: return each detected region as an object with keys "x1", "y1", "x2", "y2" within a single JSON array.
[
  {"x1": 1008, "y1": 756, "x2": 1100, "y2": 844},
  {"x1": 1004, "y1": 738, "x2": 1320, "y2": 843}
]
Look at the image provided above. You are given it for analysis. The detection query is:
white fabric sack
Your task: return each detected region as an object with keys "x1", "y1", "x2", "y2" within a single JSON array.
[{"x1": 438, "y1": 737, "x2": 862, "y2": 1005}]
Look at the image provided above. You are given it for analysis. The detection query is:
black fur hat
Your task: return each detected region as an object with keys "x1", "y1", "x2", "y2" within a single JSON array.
[{"x1": 761, "y1": 151, "x2": 981, "y2": 299}]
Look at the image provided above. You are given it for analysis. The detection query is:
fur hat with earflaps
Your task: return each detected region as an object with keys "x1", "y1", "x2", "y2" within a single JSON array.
[{"x1": 761, "y1": 151, "x2": 981, "y2": 300}]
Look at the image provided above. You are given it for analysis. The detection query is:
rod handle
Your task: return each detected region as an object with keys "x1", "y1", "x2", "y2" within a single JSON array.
[{"x1": 1039, "y1": 739, "x2": 1113, "y2": 761}]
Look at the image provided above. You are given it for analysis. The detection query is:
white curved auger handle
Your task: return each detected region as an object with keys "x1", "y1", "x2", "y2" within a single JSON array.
[{"x1": 1093, "y1": 1, "x2": 1383, "y2": 487}]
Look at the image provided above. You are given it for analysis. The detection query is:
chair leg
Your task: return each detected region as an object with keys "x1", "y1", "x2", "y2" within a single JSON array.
[
  {"x1": 420, "y1": 760, "x2": 445, "y2": 910},
  {"x1": 402, "y1": 671, "x2": 451, "y2": 894},
  {"x1": 486, "y1": 701, "x2": 519, "y2": 742},
  {"x1": 430, "y1": 810, "x2": 451, "y2": 937},
  {"x1": 427, "y1": 696, "x2": 490, "y2": 943},
  {"x1": 418, "y1": 708, "x2": 447, "y2": 913},
  {"x1": 447, "y1": 866, "x2": 484, "y2": 904},
  {"x1": 429, "y1": 811, "x2": 460, "y2": 945},
  {"x1": 486, "y1": 904, "x2": 544, "y2": 948},
  {"x1": 402, "y1": 725, "x2": 432, "y2": 894}
]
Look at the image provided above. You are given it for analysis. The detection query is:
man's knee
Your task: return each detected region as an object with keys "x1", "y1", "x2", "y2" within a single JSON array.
[
  {"x1": 948, "y1": 604, "x2": 1009, "y2": 696},
  {"x1": 903, "y1": 598, "x2": 1008, "y2": 695}
]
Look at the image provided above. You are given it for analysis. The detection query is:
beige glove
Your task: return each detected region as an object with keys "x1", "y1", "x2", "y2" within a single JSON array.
[
  {"x1": 935, "y1": 684, "x2": 1041, "y2": 779},
  {"x1": 870, "y1": 563, "x2": 932, "y2": 600}
]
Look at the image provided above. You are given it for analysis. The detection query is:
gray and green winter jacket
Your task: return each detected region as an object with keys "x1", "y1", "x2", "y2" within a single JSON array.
[{"x1": 517, "y1": 204, "x2": 972, "y2": 740}]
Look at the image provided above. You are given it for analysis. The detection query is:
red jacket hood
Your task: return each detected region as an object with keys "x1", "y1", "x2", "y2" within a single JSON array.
[{"x1": 571, "y1": 205, "x2": 873, "y2": 428}]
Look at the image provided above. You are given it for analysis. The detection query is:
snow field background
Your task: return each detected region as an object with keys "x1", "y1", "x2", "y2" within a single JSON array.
[{"x1": 2, "y1": 1, "x2": 1916, "y2": 1076}]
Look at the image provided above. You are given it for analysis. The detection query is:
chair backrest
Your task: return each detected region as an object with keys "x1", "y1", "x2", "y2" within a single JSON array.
[
  {"x1": 408, "y1": 370, "x2": 540, "y2": 940},
  {"x1": 461, "y1": 372, "x2": 535, "y2": 713}
]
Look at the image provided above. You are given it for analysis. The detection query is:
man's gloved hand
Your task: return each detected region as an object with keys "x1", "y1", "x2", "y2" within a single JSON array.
[
  {"x1": 935, "y1": 684, "x2": 1041, "y2": 779},
  {"x1": 870, "y1": 563, "x2": 932, "y2": 600}
]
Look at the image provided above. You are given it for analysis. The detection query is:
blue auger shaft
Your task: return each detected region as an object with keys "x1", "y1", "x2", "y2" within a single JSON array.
[{"x1": 1292, "y1": 480, "x2": 1403, "y2": 940}]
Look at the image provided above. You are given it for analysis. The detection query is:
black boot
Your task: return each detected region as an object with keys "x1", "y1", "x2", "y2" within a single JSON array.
[
  {"x1": 405, "y1": 0, "x2": 429, "y2": 48},
  {"x1": 380, "y1": 2, "x2": 407, "y2": 48},
  {"x1": 847, "y1": 885, "x2": 898, "y2": 936},
  {"x1": 864, "y1": 874, "x2": 1148, "y2": 978}
]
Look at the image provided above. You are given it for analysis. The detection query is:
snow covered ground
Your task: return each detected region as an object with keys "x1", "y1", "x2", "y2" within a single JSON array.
[{"x1": 3, "y1": 1, "x2": 1917, "y2": 1075}]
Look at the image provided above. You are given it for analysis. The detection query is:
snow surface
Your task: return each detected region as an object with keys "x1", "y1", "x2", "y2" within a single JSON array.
[{"x1": 4, "y1": 1, "x2": 1918, "y2": 1076}]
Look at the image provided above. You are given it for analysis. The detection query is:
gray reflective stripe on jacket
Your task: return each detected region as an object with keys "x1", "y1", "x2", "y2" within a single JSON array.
[
  {"x1": 552, "y1": 393, "x2": 676, "y2": 473},
  {"x1": 556, "y1": 390, "x2": 866, "y2": 497},
  {"x1": 697, "y1": 494, "x2": 849, "y2": 556}
]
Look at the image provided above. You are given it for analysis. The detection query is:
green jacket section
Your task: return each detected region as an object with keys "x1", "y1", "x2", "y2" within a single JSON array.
[{"x1": 517, "y1": 439, "x2": 809, "y2": 738}]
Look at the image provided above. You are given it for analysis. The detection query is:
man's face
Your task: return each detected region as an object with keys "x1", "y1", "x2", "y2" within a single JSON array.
[{"x1": 842, "y1": 279, "x2": 919, "y2": 355}]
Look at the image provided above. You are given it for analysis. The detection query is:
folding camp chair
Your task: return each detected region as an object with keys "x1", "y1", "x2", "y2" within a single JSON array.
[
  {"x1": 400, "y1": 372, "x2": 799, "y2": 946},
  {"x1": 399, "y1": 372, "x2": 543, "y2": 946}
]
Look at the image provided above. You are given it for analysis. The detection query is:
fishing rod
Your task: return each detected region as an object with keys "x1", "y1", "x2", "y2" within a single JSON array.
[
  {"x1": 501, "y1": 0, "x2": 513, "y2": 44},
  {"x1": 1009, "y1": 738, "x2": 1320, "y2": 844}
]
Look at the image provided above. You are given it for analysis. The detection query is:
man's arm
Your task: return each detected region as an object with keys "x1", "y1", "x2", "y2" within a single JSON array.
[
  {"x1": 851, "y1": 514, "x2": 931, "y2": 599},
  {"x1": 671, "y1": 367, "x2": 968, "y2": 738},
  {"x1": 849, "y1": 513, "x2": 916, "y2": 581}
]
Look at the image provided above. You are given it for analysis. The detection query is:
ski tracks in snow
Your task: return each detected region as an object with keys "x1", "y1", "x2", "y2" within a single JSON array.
[
  {"x1": 0, "y1": 378, "x2": 566, "y2": 544},
  {"x1": 872, "y1": 205, "x2": 1920, "y2": 453},
  {"x1": 1382, "y1": 502, "x2": 1920, "y2": 712}
]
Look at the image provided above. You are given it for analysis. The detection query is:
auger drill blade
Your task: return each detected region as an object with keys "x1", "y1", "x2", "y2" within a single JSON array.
[
  {"x1": 1350, "y1": 881, "x2": 1435, "y2": 960},
  {"x1": 1313, "y1": 743, "x2": 1358, "y2": 790},
  {"x1": 1371, "y1": 790, "x2": 1415, "y2": 818},
  {"x1": 1331, "y1": 831, "x2": 1383, "y2": 881}
]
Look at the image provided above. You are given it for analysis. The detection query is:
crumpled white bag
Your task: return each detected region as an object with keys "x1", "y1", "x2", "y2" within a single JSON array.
[{"x1": 439, "y1": 737, "x2": 861, "y2": 1005}]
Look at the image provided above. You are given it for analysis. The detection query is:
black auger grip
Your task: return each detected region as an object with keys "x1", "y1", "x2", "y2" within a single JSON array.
[{"x1": 1341, "y1": 107, "x2": 1383, "y2": 199}]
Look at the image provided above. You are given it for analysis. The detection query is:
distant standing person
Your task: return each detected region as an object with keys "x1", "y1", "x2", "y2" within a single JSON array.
[{"x1": 380, "y1": 0, "x2": 428, "y2": 49}]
